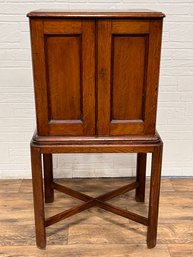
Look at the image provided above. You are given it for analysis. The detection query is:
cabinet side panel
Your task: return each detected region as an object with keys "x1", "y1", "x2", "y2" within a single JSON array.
[
  {"x1": 30, "y1": 19, "x2": 49, "y2": 135},
  {"x1": 46, "y1": 35, "x2": 82, "y2": 121},
  {"x1": 144, "y1": 20, "x2": 163, "y2": 134},
  {"x1": 111, "y1": 35, "x2": 148, "y2": 121}
]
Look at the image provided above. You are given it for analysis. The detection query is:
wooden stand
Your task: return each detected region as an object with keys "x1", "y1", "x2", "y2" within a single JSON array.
[
  {"x1": 28, "y1": 10, "x2": 165, "y2": 249},
  {"x1": 31, "y1": 133, "x2": 163, "y2": 249}
]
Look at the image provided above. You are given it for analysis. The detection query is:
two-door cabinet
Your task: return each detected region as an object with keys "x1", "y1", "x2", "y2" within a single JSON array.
[{"x1": 28, "y1": 9, "x2": 165, "y2": 249}]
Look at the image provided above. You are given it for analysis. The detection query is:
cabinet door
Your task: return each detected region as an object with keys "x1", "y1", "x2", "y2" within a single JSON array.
[
  {"x1": 30, "y1": 19, "x2": 95, "y2": 136},
  {"x1": 97, "y1": 19, "x2": 163, "y2": 135}
]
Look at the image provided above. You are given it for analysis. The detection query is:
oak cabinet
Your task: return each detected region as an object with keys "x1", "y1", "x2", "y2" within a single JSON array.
[
  {"x1": 29, "y1": 12, "x2": 164, "y2": 137},
  {"x1": 28, "y1": 10, "x2": 165, "y2": 249}
]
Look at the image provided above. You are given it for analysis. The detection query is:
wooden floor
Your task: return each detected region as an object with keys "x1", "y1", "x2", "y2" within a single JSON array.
[{"x1": 0, "y1": 178, "x2": 193, "y2": 256}]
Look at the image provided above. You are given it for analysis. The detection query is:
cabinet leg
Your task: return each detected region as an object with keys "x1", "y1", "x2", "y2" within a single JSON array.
[
  {"x1": 43, "y1": 154, "x2": 54, "y2": 203},
  {"x1": 147, "y1": 144, "x2": 163, "y2": 248},
  {"x1": 135, "y1": 153, "x2": 147, "y2": 202},
  {"x1": 31, "y1": 146, "x2": 46, "y2": 249}
]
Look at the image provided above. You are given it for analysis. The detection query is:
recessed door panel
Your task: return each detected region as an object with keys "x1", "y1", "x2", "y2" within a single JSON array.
[
  {"x1": 46, "y1": 35, "x2": 82, "y2": 121},
  {"x1": 112, "y1": 35, "x2": 147, "y2": 122}
]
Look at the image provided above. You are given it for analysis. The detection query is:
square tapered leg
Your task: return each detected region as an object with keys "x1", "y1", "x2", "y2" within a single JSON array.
[
  {"x1": 43, "y1": 154, "x2": 54, "y2": 203},
  {"x1": 135, "y1": 153, "x2": 147, "y2": 202},
  {"x1": 31, "y1": 145, "x2": 46, "y2": 249},
  {"x1": 147, "y1": 144, "x2": 163, "y2": 248}
]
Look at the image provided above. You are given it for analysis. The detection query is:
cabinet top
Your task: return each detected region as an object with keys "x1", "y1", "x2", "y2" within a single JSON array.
[{"x1": 27, "y1": 9, "x2": 165, "y2": 18}]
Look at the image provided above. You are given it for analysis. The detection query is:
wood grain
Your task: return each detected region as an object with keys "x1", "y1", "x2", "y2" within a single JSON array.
[
  {"x1": 30, "y1": 19, "x2": 95, "y2": 136},
  {"x1": 170, "y1": 178, "x2": 193, "y2": 191},
  {"x1": 111, "y1": 35, "x2": 147, "y2": 121},
  {"x1": 0, "y1": 245, "x2": 170, "y2": 257},
  {"x1": 30, "y1": 19, "x2": 49, "y2": 135},
  {"x1": 68, "y1": 223, "x2": 193, "y2": 245},
  {"x1": 112, "y1": 20, "x2": 150, "y2": 33},
  {"x1": 28, "y1": 10, "x2": 164, "y2": 250},
  {"x1": 96, "y1": 17, "x2": 162, "y2": 135},
  {"x1": 46, "y1": 34, "x2": 82, "y2": 121},
  {"x1": 135, "y1": 153, "x2": 147, "y2": 202},
  {"x1": 27, "y1": 9, "x2": 165, "y2": 18},
  {"x1": 0, "y1": 179, "x2": 22, "y2": 193},
  {"x1": 0, "y1": 225, "x2": 68, "y2": 246},
  {"x1": 97, "y1": 19, "x2": 111, "y2": 135},
  {"x1": 30, "y1": 146, "x2": 46, "y2": 248},
  {"x1": 147, "y1": 144, "x2": 163, "y2": 248},
  {"x1": 44, "y1": 19, "x2": 81, "y2": 33},
  {"x1": 168, "y1": 244, "x2": 193, "y2": 257},
  {"x1": 43, "y1": 154, "x2": 54, "y2": 203},
  {"x1": 1, "y1": 178, "x2": 193, "y2": 256},
  {"x1": 144, "y1": 20, "x2": 163, "y2": 133}
]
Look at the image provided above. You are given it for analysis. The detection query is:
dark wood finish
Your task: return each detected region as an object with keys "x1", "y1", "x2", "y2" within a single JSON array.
[
  {"x1": 32, "y1": 142, "x2": 155, "y2": 154},
  {"x1": 43, "y1": 154, "x2": 54, "y2": 203},
  {"x1": 52, "y1": 182, "x2": 92, "y2": 202},
  {"x1": 144, "y1": 20, "x2": 163, "y2": 134},
  {"x1": 27, "y1": 9, "x2": 165, "y2": 18},
  {"x1": 46, "y1": 35, "x2": 82, "y2": 121},
  {"x1": 96, "y1": 200, "x2": 148, "y2": 226},
  {"x1": 30, "y1": 16, "x2": 163, "y2": 137},
  {"x1": 96, "y1": 181, "x2": 138, "y2": 202},
  {"x1": 28, "y1": 10, "x2": 164, "y2": 250},
  {"x1": 111, "y1": 35, "x2": 146, "y2": 121},
  {"x1": 3, "y1": 178, "x2": 192, "y2": 256},
  {"x1": 32, "y1": 132, "x2": 161, "y2": 145},
  {"x1": 52, "y1": 181, "x2": 137, "y2": 203},
  {"x1": 30, "y1": 136, "x2": 163, "y2": 248},
  {"x1": 30, "y1": 146, "x2": 46, "y2": 249},
  {"x1": 46, "y1": 180, "x2": 147, "y2": 227},
  {"x1": 45, "y1": 200, "x2": 96, "y2": 227},
  {"x1": 30, "y1": 19, "x2": 49, "y2": 135},
  {"x1": 97, "y1": 19, "x2": 163, "y2": 135},
  {"x1": 147, "y1": 143, "x2": 163, "y2": 248},
  {"x1": 30, "y1": 19, "x2": 95, "y2": 136},
  {"x1": 135, "y1": 153, "x2": 147, "y2": 202},
  {"x1": 97, "y1": 19, "x2": 111, "y2": 135}
]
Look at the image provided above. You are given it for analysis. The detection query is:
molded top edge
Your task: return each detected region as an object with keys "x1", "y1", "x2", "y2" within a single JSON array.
[{"x1": 27, "y1": 9, "x2": 165, "y2": 18}]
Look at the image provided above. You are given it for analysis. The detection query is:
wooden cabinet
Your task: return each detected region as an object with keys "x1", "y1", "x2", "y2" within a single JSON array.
[
  {"x1": 28, "y1": 10, "x2": 165, "y2": 250},
  {"x1": 29, "y1": 11, "x2": 164, "y2": 137}
]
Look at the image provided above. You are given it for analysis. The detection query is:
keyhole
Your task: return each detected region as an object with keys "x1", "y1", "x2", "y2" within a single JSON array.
[{"x1": 99, "y1": 68, "x2": 106, "y2": 78}]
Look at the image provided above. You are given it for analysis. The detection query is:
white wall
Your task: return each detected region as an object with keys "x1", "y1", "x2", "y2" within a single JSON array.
[{"x1": 0, "y1": 0, "x2": 193, "y2": 178}]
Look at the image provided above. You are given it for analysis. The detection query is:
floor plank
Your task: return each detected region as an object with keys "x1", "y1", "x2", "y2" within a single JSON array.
[
  {"x1": 1, "y1": 177, "x2": 193, "y2": 256},
  {"x1": 0, "y1": 179, "x2": 22, "y2": 193},
  {"x1": 168, "y1": 244, "x2": 193, "y2": 257},
  {"x1": 0, "y1": 244, "x2": 170, "y2": 257},
  {"x1": 68, "y1": 223, "x2": 193, "y2": 245},
  {"x1": 170, "y1": 178, "x2": 193, "y2": 192},
  {"x1": 0, "y1": 225, "x2": 68, "y2": 246}
]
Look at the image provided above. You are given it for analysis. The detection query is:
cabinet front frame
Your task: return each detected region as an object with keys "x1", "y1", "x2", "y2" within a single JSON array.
[
  {"x1": 30, "y1": 18, "x2": 95, "y2": 136},
  {"x1": 97, "y1": 19, "x2": 163, "y2": 136},
  {"x1": 30, "y1": 17, "x2": 163, "y2": 137}
]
